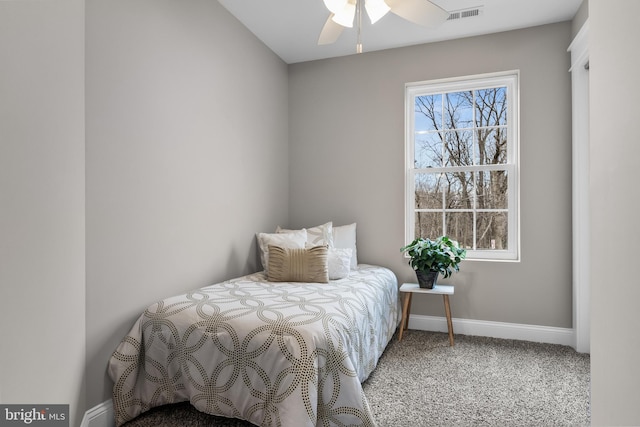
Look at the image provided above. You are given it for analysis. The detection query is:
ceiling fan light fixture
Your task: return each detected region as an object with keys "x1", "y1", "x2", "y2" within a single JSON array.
[
  {"x1": 322, "y1": 0, "x2": 348, "y2": 15},
  {"x1": 318, "y1": 0, "x2": 449, "y2": 53},
  {"x1": 365, "y1": 0, "x2": 390, "y2": 24},
  {"x1": 331, "y1": 2, "x2": 356, "y2": 27}
]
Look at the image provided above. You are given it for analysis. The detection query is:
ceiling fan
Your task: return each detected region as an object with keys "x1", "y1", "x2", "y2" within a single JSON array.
[{"x1": 318, "y1": 0, "x2": 449, "y2": 53}]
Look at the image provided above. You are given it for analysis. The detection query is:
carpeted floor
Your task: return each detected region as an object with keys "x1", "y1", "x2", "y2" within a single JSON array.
[{"x1": 122, "y1": 330, "x2": 590, "y2": 426}]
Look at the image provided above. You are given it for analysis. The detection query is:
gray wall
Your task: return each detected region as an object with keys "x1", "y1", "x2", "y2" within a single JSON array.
[
  {"x1": 0, "y1": 1, "x2": 86, "y2": 425},
  {"x1": 288, "y1": 22, "x2": 573, "y2": 328},
  {"x1": 589, "y1": 0, "x2": 640, "y2": 423},
  {"x1": 85, "y1": 0, "x2": 289, "y2": 407}
]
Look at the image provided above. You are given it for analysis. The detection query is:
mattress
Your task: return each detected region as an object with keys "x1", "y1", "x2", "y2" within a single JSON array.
[{"x1": 108, "y1": 264, "x2": 401, "y2": 426}]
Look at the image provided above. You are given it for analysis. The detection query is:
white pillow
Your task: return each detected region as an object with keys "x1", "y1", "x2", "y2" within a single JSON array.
[
  {"x1": 332, "y1": 223, "x2": 358, "y2": 269},
  {"x1": 257, "y1": 229, "x2": 307, "y2": 272},
  {"x1": 328, "y1": 247, "x2": 352, "y2": 280},
  {"x1": 276, "y1": 222, "x2": 334, "y2": 248}
]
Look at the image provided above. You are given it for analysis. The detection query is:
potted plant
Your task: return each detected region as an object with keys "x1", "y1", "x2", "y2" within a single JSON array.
[{"x1": 400, "y1": 236, "x2": 467, "y2": 289}]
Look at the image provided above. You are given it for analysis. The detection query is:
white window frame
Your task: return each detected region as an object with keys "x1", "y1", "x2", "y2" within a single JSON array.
[{"x1": 404, "y1": 71, "x2": 520, "y2": 261}]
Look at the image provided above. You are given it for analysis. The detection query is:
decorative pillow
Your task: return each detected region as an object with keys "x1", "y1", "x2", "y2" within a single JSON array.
[
  {"x1": 328, "y1": 247, "x2": 352, "y2": 280},
  {"x1": 257, "y1": 229, "x2": 307, "y2": 272},
  {"x1": 267, "y1": 245, "x2": 329, "y2": 283},
  {"x1": 276, "y1": 222, "x2": 334, "y2": 248},
  {"x1": 332, "y1": 223, "x2": 358, "y2": 269}
]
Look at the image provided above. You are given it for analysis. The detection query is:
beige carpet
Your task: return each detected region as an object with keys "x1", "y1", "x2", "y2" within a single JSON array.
[{"x1": 122, "y1": 330, "x2": 590, "y2": 426}]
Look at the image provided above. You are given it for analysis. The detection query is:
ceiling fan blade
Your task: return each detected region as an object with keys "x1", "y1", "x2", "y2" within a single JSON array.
[
  {"x1": 386, "y1": 0, "x2": 449, "y2": 27},
  {"x1": 318, "y1": 14, "x2": 345, "y2": 45}
]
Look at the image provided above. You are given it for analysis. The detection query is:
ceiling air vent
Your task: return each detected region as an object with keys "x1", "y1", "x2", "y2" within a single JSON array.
[{"x1": 447, "y1": 6, "x2": 484, "y2": 21}]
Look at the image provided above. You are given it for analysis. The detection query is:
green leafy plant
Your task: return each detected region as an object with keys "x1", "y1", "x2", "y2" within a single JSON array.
[{"x1": 400, "y1": 236, "x2": 467, "y2": 278}]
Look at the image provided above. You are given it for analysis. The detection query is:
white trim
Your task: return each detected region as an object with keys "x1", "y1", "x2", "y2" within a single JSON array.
[
  {"x1": 80, "y1": 400, "x2": 114, "y2": 427},
  {"x1": 568, "y1": 20, "x2": 589, "y2": 72},
  {"x1": 407, "y1": 314, "x2": 574, "y2": 346},
  {"x1": 568, "y1": 19, "x2": 590, "y2": 354}
]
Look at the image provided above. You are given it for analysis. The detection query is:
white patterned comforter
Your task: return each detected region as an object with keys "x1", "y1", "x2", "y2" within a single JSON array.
[{"x1": 108, "y1": 264, "x2": 401, "y2": 427}]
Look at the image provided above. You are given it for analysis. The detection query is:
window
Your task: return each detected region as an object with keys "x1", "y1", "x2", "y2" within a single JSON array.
[{"x1": 405, "y1": 71, "x2": 519, "y2": 261}]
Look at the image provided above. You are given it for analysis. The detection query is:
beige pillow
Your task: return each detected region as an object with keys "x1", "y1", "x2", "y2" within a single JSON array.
[{"x1": 267, "y1": 245, "x2": 329, "y2": 283}]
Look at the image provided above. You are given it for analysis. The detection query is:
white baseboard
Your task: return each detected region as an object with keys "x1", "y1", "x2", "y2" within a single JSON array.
[
  {"x1": 80, "y1": 399, "x2": 114, "y2": 427},
  {"x1": 408, "y1": 314, "x2": 575, "y2": 347}
]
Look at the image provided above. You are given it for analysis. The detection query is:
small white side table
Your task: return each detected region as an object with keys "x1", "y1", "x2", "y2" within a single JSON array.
[{"x1": 398, "y1": 282, "x2": 455, "y2": 346}]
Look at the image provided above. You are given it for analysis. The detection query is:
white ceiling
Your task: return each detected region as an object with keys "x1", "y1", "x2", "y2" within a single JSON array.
[{"x1": 218, "y1": 0, "x2": 583, "y2": 64}]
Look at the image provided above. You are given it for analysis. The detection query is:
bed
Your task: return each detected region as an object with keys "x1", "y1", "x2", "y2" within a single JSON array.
[{"x1": 108, "y1": 223, "x2": 401, "y2": 427}]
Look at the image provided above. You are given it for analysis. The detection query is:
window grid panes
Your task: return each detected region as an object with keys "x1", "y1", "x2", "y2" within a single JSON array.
[{"x1": 406, "y1": 72, "x2": 519, "y2": 260}]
